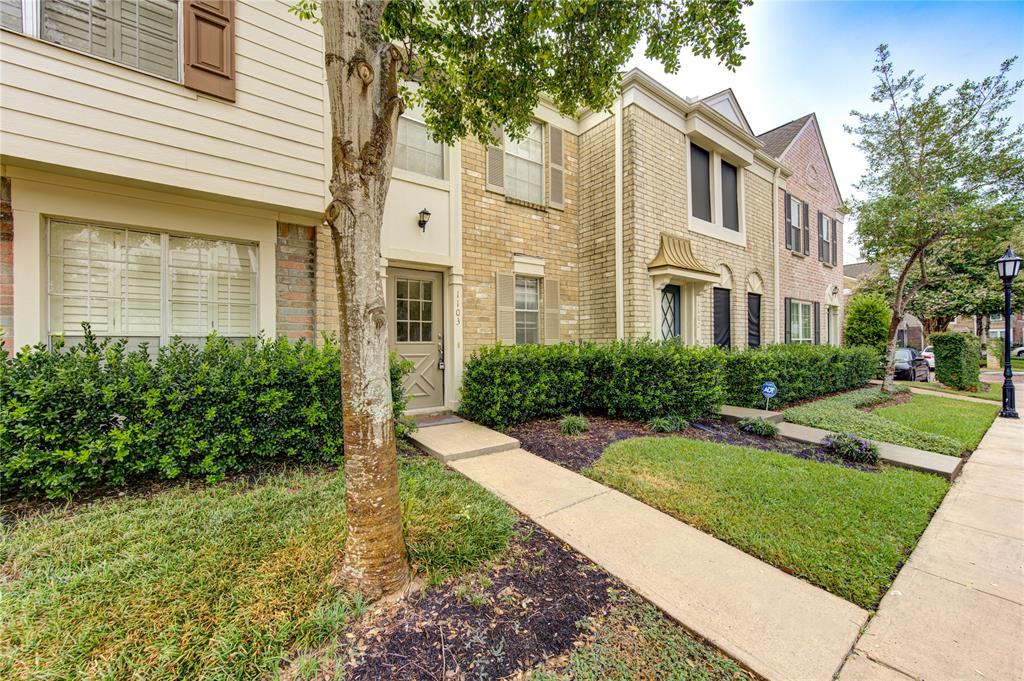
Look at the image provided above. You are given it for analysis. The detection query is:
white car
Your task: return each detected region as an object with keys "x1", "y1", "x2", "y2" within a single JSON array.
[
  {"x1": 922, "y1": 346, "x2": 936, "y2": 370},
  {"x1": 1014, "y1": 346, "x2": 1024, "y2": 358}
]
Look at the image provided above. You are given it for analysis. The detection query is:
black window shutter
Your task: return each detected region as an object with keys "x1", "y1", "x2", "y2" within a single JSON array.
[
  {"x1": 813, "y1": 302, "x2": 820, "y2": 344},
  {"x1": 747, "y1": 293, "x2": 761, "y2": 348},
  {"x1": 803, "y1": 203, "x2": 810, "y2": 256},
  {"x1": 713, "y1": 287, "x2": 731, "y2": 349},
  {"x1": 831, "y1": 219, "x2": 838, "y2": 265},
  {"x1": 784, "y1": 192, "x2": 792, "y2": 250},
  {"x1": 784, "y1": 297, "x2": 792, "y2": 343},
  {"x1": 691, "y1": 144, "x2": 712, "y2": 222}
]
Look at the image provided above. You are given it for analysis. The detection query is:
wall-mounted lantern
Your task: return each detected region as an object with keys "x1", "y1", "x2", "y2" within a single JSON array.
[{"x1": 417, "y1": 208, "x2": 431, "y2": 232}]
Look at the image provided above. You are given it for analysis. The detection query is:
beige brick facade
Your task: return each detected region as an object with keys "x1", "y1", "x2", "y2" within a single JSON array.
[
  {"x1": 460, "y1": 131, "x2": 580, "y2": 357},
  {"x1": 577, "y1": 117, "x2": 617, "y2": 343},
  {"x1": 774, "y1": 118, "x2": 845, "y2": 343}
]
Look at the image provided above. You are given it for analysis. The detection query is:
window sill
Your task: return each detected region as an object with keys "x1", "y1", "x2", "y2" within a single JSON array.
[
  {"x1": 689, "y1": 217, "x2": 745, "y2": 247},
  {"x1": 504, "y1": 196, "x2": 548, "y2": 212},
  {"x1": 789, "y1": 250, "x2": 807, "y2": 259},
  {"x1": 392, "y1": 167, "x2": 450, "y2": 191}
]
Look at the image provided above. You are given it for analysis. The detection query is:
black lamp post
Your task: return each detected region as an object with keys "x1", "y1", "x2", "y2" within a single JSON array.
[{"x1": 995, "y1": 245, "x2": 1022, "y2": 418}]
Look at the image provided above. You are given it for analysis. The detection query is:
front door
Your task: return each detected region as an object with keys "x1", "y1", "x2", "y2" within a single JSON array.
[{"x1": 388, "y1": 268, "x2": 444, "y2": 410}]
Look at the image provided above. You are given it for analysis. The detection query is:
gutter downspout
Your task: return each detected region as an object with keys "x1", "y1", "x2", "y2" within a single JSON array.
[
  {"x1": 772, "y1": 167, "x2": 781, "y2": 343},
  {"x1": 614, "y1": 96, "x2": 624, "y2": 339}
]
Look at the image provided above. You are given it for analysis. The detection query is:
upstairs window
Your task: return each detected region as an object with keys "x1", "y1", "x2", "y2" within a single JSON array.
[
  {"x1": 395, "y1": 116, "x2": 445, "y2": 179},
  {"x1": 505, "y1": 122, "x2": 544, "y2": 204},
  {"x1": 787, "y1": 195, "x2": 804, "y2": 253},
  {"x1": 690, "y1": 143, "x2": 712, "y2": 222},
  {"x1": 721, "y1": 160, "x2": 739, "y2": 231}
]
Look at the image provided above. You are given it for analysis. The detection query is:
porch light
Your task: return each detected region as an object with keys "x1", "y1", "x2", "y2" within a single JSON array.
[{"x1": 417, "y1": 208, "x2": 431, "y2": 232}]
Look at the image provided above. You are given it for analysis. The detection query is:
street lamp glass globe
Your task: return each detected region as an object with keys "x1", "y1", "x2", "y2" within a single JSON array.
[{"x1": 995, "y1": 246, "x2": 1022, "y2": 281}]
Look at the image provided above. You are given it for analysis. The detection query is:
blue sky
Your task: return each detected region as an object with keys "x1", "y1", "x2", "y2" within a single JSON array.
[{"x1": 626, "y1": 0, "x2": 1024, "y2": 263}]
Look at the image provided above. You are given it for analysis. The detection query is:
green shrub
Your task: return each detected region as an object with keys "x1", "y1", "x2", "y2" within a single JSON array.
[
  {"x1": 986, "y1": 336, "x2": 1005, "y2": 367},
  {"x1": 0, "y1": 327, "x2": 414, "y2": 499},
  {"x1": 823, "y1": 433, "x2": 880, "y2": 465},
  {"x1": 932, "y1": 332, "x2": 981, "y2": 390},
  {"x1": 646, "y1": 414, "x2": 689, "y2": 433},
  {"x1": 559, "y1": 414, "x2": 590, "y2": 436},
  {"x1": 459, "y1": 340, "x2": 726, "y2": 429},
  {"x1": 723, "y1": 344, "x2": 877, "y2": 409},
  {"x1": 844, "y1": 293, "x2": 891, "y2": 356},
  {"x1": 738, "y1": 417, "x2": 779, "y2": 437}
]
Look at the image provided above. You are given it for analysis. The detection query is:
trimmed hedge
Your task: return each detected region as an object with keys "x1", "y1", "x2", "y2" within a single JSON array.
[
  {"x1": 932, "y1": 332, "x2": 980, "y2": 390},
  {"x1": 0, "y1": 329, "x2": 413, "y2": 499},
  {"x1": 458, "y1": 340, "x2": 727, "y2": 429},
  {"x1": 723, "y1": 344, "x2": 878, "y2": 409}
]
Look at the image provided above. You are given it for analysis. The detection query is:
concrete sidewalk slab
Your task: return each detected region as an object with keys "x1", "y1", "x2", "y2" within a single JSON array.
[
  {"x1": 452, "y1": 448, "x2": 868, "y2": 681},
  {"x1": 718, "y1": 405, "x2": 784, "y2": 423},
  {"x1": 408, "y1": 421, "x2": 519, "y2": 462},
  {"x1": 838, "y1": 653, "x2": 913, "y2": 681}
]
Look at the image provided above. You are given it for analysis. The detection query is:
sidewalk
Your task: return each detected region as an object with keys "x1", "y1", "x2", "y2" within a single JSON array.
[
  {"x1": 447, "y1": 446, "x2": 868, "y2": 681},
  {"x1": 840, "y1": 394, "x2": 1024, "y2": 681}
]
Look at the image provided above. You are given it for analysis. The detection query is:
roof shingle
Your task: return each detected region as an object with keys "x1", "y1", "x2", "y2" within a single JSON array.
[{"x1": 756, "y1": 114, "x2": 813, "y2": 158}]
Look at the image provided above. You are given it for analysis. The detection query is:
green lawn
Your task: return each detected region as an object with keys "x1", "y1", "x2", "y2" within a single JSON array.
[
  {"x1": 896, "y1": 380, "x2": 1002, "y2": 402},
  {"x1": 784, "y1": 387, "x2": 978, "y2": 456},
  {"x1": 586, "y1": 437, "x2": 949, "y2": 609},
  {"x1": 0, "y1": 458, "x2": 516, "y2": 680},
  {"x1": 874, "y1": 394, "x2": 999, "y2": 451}
]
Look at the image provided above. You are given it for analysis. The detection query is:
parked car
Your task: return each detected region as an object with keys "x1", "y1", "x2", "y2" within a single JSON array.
[
  {"x1": 1013, "y1": 345, "x2": 1024, "y2": 358},
  {"x1": 922, "y1": 345, "x2": 935, "y2": 370},
  {"x1": 894, "y1": 348, "x2": 930, "y2": 382}
]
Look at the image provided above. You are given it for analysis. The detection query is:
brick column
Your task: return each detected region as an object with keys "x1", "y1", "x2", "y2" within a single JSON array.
[
  {"x1": 275, "y1": 223, "x2": 316, "y2": 342},
  {"x1": 0, "y1": 177, "x2": 13, "y2": 350}
]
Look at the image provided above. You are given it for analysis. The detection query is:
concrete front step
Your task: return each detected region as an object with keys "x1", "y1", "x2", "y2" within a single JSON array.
[
  {"x1": 408, "y1": 420, "x2": 519, "y2": 462},
  {"x1": 718, "y1": 404, "x2": 784, "y2": 423},
  {"x1": 776, "y1": 421, "x2": 963, "y2": 480}
]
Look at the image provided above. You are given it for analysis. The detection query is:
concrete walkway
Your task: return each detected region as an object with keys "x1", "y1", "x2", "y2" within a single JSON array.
[
  {"x1": 840, "y1": 398, "x2": 1024, "y2": 681},
  {"x1": 444, "y1": 445, "x2": 868, "y2": 681}
]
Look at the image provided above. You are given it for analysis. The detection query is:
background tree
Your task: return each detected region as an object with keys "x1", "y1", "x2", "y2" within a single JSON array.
[
  {"x1": 291, "y1": 0, "x2": 751, "y2": 598},
  {"x1": 847, "y1": 45, "x2": 1024, "y2": 392},
  {"x1": 844, "y1": 292, "x2": 891, "y2": 357}
]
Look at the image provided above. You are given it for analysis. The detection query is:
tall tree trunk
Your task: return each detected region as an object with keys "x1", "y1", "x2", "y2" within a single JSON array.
[
  {"x1": 882, "y1": 309, "x2": 902, "y2": 393},
  {"x1": 322, "y1": 0, "x2": 409, "y2": 598}
]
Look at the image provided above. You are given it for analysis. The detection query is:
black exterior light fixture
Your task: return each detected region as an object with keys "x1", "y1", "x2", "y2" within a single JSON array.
[
  {"x1": 417, "y1": 208, "x2": 431, "y2": 232},
  {"x1": 995, "y1": 245, "x2": 1022, "y2": 418}
]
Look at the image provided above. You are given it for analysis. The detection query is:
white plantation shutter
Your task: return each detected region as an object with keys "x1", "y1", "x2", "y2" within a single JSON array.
[
  {"x1": 48, "y1": 220, "x2": 257, "y2": 345},
  {"x1": 485, "y1": 126, "x2": 505, "y2": 192},
  {"x1": 548, "y1": 126, "x2": 564, "y2": 209},
  {"x1": 495, "y1": 272, "x2": 515, "y2": 344},
  {"x1": 543, "y1": 278, "x2": 560, "y2": 344}
]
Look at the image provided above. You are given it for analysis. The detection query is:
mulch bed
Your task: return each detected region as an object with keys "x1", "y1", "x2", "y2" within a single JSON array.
[
  {"x1": 339, "y1": 522, "x2": 621, "y2": 680},
  {"x1": 512, "y1": 415, "x2": 877, "y2": 473}
]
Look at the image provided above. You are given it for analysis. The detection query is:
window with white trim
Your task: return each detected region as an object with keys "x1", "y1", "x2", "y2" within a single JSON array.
[
  {"x1": 48, "y1": 219, "x2": 258, "y2": 344},
  {"x1": 4, "y1": 0, "x2": 181, "y2": 80},
  {"x1": 820, "y1": 213, "x2": 832, "y2": 262},
  {"x1": 789, "y1": 299, "x2": 813, "y2": 344},
  {"x1": 789, "y1": 196, "x2": 803, "y2": 252},
  {"x1": 394, "y1": 116, "x2": 445, "y2": 179},
  {"x1": 505, "y1": 122, "x2": 544, "y2": 204},
  {"x1": 514, "y1": 276, "x2": 540, "y2": 344}
]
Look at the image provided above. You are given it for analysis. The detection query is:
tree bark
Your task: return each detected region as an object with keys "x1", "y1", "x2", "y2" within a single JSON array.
[{"x1": 322, "y1": 0, "x2": 409, "y2": 598}]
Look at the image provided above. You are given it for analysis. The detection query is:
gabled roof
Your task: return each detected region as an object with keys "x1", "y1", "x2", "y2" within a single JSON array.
[
  {"x1": 700, "y1": 89, "x2": 753, "y2": 136},
  {"x1": 756, "y1": 114, "x2": 813, "y2": 158},
  {"x1": 843, "y1": 262, "x2": 877, "y2": 281}
]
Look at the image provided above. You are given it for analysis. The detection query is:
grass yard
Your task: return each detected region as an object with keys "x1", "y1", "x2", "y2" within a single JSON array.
[
  {"x1": 0, "y1": 457, "x2": 516, "y2": 681},
  {"x1": 586, "y1": 437, "x2": 949, "y2": 608},
  {"x1": 874, "y1": 393, "x2": 999, "y2": 451},
  {"x1": 784, "y1": 387, "x2": 986, "y2": 456},
  {"x1": 896, "y1": 380, "x2": 1002, "y2": 401}
]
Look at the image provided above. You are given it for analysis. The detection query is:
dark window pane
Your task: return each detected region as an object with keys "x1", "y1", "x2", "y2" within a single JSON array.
[
  {"x1": 747, "y1": 293, "x2": 761, "y2": 348},
  {"x1": 396, "y1": 321, "x2": 408, "y2": 342},
  {"x1": 409, "y1": 322, "x2": 421, "y2": 342},
  {"x1": 713, "y1": 287, "x2": 731, "y2": 349},
  {"x1": 721, "y1": 161, "x2": 739, "y2": 231},
  {"x1": 690, "y1": 144, "x2": 712, "y2": 222}
]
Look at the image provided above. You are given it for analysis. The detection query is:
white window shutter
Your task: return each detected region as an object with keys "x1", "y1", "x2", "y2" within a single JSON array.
[
  {"x1": 496, "y1": 272, "x2": 515, "y2": 344},
  {"x1": 543, "y1": 278, "x2": 560, "y2": 344},
  {"x1": 548, "y1": 126, "x2": 564, "y2": 209},
  {"x1": 485, "y1": 126, "x2": 505, "y2": 193}
]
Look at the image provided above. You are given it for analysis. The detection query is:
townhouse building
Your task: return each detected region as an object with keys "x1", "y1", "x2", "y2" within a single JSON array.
[{"x1": 1, "y1": 0, "x2": 846, "y2": 415}]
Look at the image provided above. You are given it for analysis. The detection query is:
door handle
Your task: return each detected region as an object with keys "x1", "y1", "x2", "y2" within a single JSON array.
[{"x1": 437, "y1": 334, "x2": 445, "y2": 370}]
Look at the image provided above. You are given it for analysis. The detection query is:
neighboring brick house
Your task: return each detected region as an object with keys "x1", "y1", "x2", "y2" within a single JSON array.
[{"x1": 758, "y1": 114, "x2": 845, "y2": 345}]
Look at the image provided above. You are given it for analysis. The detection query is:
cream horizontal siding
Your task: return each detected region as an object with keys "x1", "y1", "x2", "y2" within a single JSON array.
[{"x1": 0, "y1": 0, "x2": 329, "y2": 215}]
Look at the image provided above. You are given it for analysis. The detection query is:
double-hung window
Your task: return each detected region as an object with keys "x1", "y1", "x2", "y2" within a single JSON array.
[
  {"x1": 48, "y1": 219, "x2": 258, "y2": 346},
  {"x1": 394, "y1": 115, "x2": 445, "y2": 179},
  {"x1": 514, "y1": 276, "x2": 540, "y2": 344},
  {"x1": 788, "y1": 196, "x2": 803, "y2": 252},
  {"x1": 788, "y1": 299, "x2": 813, "y2": 344},
  {"x1": 819, "y1": 214, "x2": 832, "y2": 263},
  {"x1": 505, "y1": 122, "x2": 544, "y2": 204},
  {"x1": 4, "y1": 0, "x2": 181, "y2": 80}
]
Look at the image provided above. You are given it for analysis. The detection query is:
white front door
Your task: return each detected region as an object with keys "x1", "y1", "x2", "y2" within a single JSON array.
[{"x1": 388, "y1": 268, "x2": 444, "y2": 410}]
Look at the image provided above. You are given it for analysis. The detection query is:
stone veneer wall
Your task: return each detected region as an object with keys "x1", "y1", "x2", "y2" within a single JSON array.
[
  {"x1": 460, "y1": 131, "x2": 580, "y2": 357},
  {"x1": 776, "y1": 122, "x2": 844, "y2": 343},
  {"x1": 275, "y1": 223, "x2": 317, "y2": 342},
  {"x1": 577, "y1": 116, "x2": 617, "y2": 343},
  {"x1": 0, "y1": 177, "x2": 12, "y2": 348},
  {"x1": 621, "y1": 105, "x2": 776, "y2": 346}
]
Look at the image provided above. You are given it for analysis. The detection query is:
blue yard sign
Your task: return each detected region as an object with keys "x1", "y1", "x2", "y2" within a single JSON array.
[{"x1": 761, "y1": 381, "x2": 778, "y2": 410}]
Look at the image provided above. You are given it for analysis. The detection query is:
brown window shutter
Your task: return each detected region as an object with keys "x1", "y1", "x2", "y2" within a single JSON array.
[
  {"x1": 485, "y1": 126, "x2": 505, "y2": 193},
  {"x1": 784, "y1": 297, "x2": 792, "y2": 343},
  {"x1": 802, "y1": 202, "x2": 810, "y2": 256},
  {"x1": 831, "y1": 219, "x2": 838, "y2": 265},
  {"x1": 543, "y1": 278, "x2": 560, "y2": 344},
  {"x1": 184, "y1": 1, "x2": 235, "y2": 101},
  {"x1": 548, "y1": 126, "x2": 564, "y2": 209},
  {"x1": 784, "y1": 192, "x2": 792, "y2": 250},
  {"x1": 496, "y1": 272, "x2": 515, "y2": 344}
]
